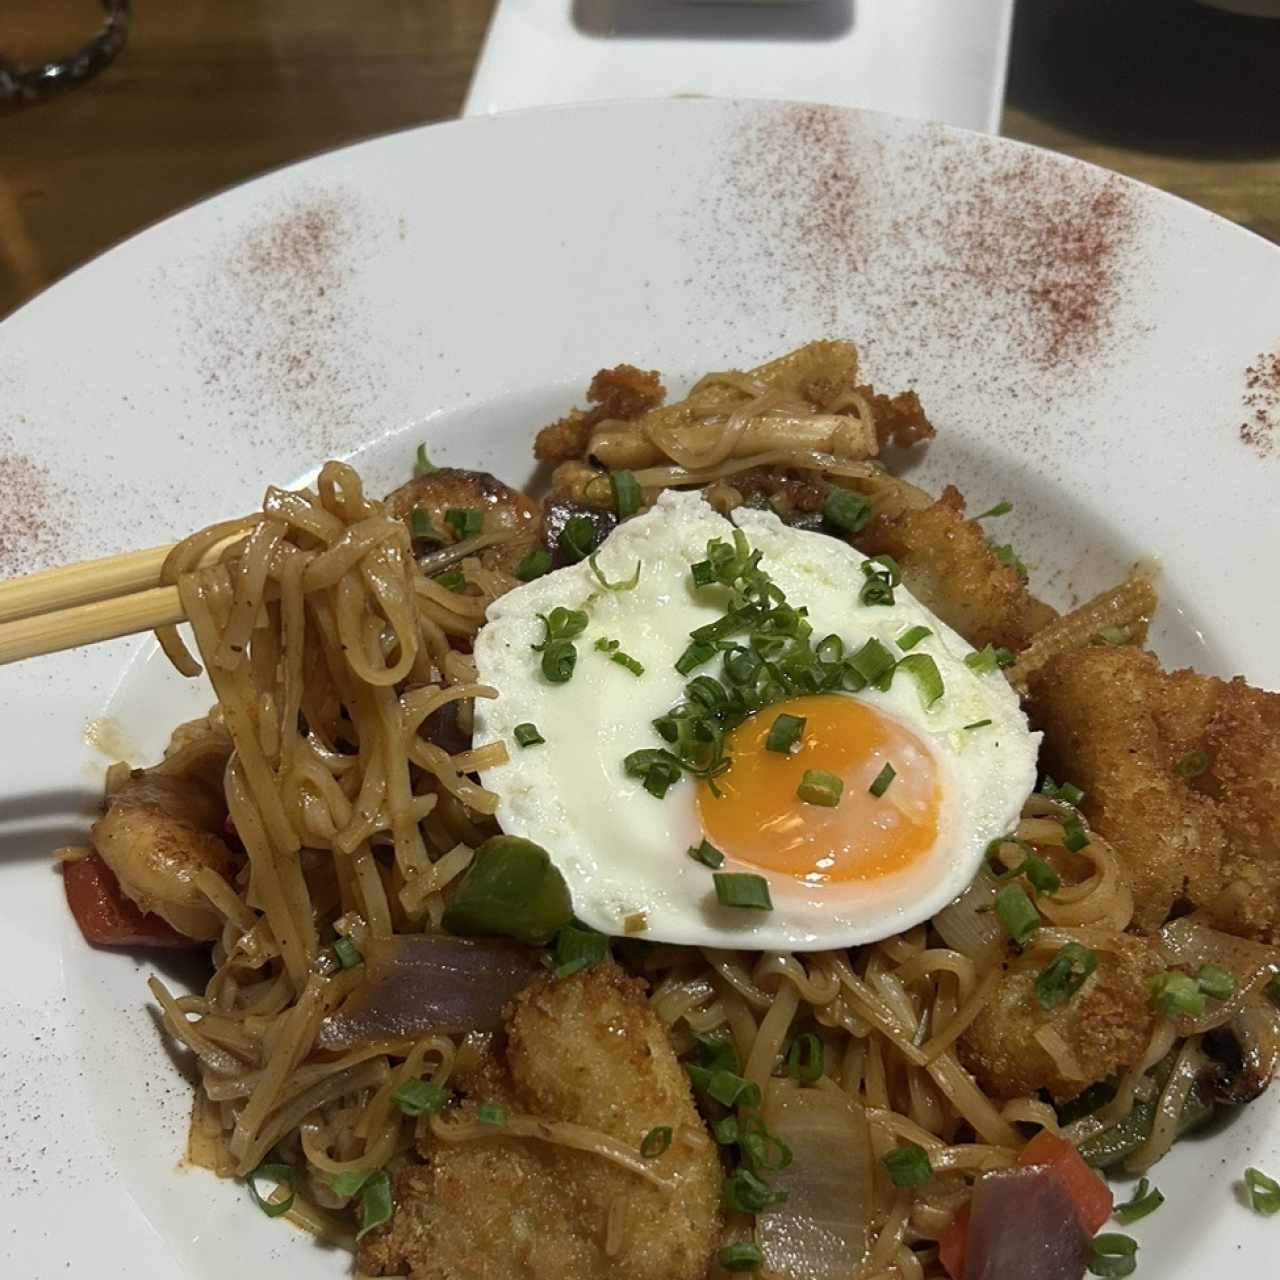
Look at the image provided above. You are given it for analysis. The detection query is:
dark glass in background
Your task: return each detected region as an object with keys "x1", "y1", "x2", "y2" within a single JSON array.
[{"x1": 0, "y1": 0, "x2": 129, "y2": 107}]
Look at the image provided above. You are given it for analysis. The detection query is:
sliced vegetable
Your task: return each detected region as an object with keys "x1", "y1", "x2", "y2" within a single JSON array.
[
  {"x1": 355, "y1": 1168, "x2": 393, "y2": 1240},
  {"x1": 1018, "y1": 1129, "x2": 1114, "y2": 1234},
  {"x1": 317, "y1": 933, "x2": 541, "y2": 1051},
  {"x1": 514, "y1": 547, "x2": 552, "y2": 581},
  {"x1": 610, "y1": 470, "x2": 641, "y2": 518},
  {"x1": 62, "y1": 852, "x2": 202, "y2": 949},
  {"x1": 994, "y1": 882, "x2": 1040, "y2": 945},
  {"x1": 956, "y1": 1164, "x2": 1089, "y2": 1280},
  {"x1": 822, "y1": 487, "x2": 872, "y2": 534},
  {"x1": 442, "y1": 835, "x2": 573, "y2": 945},
  {"x1": 332, "y1": 936, "x2": 363, "y2": 969},
  {"x1": 786, "y1": 1033, "x2": 824, "y2": 1084},
  {"x1": 718, "y1": 1243, "x2": 764, "y2": 1272},
  {"x1": 756, "y1": 1082, "x2": 873, "y2": 1280},
  {"x1": 640, "y1": 1126, "x2": 672, "y2": 1158}
]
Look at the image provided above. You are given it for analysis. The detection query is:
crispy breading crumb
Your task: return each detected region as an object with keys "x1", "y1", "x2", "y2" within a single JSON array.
[
  {"x1": 534, "y1": 366, "x2": 666, "y2": 463},
  {"x1": 358, "y1": 962, "x2": 720, "y2": 1280},
  {"x1": 958, "y1": 936, "x2": 1161, "y2": 1102}
]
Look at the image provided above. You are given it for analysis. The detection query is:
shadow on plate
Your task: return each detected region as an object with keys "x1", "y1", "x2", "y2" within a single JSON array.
[
  {"x1": 1006, "y1": 0, "x2": 1280, "y2": 159},
  {"x1": 0, "y1": 786, "x2": 98, "y2": 862},
  {"x1": 573, "y1": 0, "x2": 855, "y2": 42}
]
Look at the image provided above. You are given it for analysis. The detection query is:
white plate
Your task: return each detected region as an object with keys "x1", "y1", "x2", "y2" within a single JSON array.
[
  {"x1": 464, "y1": 0, "x2": 1014, "y2": 133},
  {"x1": 1, "y1": 99, "x2": 1278, "y2": 1278}
]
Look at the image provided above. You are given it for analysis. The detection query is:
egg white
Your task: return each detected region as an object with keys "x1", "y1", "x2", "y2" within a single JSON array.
[{"x1": 473, "y1": 490, "x2": 1040, "y2": 949}]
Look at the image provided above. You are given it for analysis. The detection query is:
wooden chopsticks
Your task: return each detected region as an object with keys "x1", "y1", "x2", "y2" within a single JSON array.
[{"x1": 0, "y1": 538, "x2": 234, "y2": 666}]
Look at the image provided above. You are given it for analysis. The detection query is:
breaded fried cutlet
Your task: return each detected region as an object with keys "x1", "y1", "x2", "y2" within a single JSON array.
[
  {"x1": 358, "y1": 962, "x2": 721, "y2": 1280},
  {"x1": 854, "y1": 485, "x2": 1057, "y2": 652},
  {"x1": 1029, "y1": 645, "x2": 1280, "y2": 940},
  {"x1": 958, "y1": 936, "x2": 1161, "y2": 1102}
]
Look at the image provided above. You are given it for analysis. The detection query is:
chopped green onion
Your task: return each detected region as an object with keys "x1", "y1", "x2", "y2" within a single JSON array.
[
  {"x1": 1114, "y1": 1176, "x2": 1164, "y2": 1224},
  {"x1": 765, "y1": 712, "x2": 806, "y2": 754},
  {"x1": 1095, "y1": 624, "x2": 1128, "y2": 645},
  {"x1": 1266, "y1": 973, "x2": 1280, "y2": 1007},
  {"x1": 333, "y1": 936, "x2": 362, "y2": 969},
  {"x1": 882, "y1": 1142, "x2": 933, "y2": 1188},
  {"x1": 532, "y1": 606, "x2": 588, "y2": 649},
  {"x1": 1040, "y1": 776, "x2": 1085, "y2": 807},
  {"x1": 477, "y1": 1102, "x2": 506, "y2": 1126},
  {"x1": 558, "y1": 514, "x2": 598, "y2": 563},
  {"x1": 787, "y1": 1032, "x2": 824, "y2": 1084},
  {"x1": 441, "y1": 834, "x2": 573, "y2": 945},
  {"x1": 1062, "y1": 815, "x2": 1089, "y2": 853},
  {"x1": 675, "y1": 640, "x2": 718, "y2": 675},
  {"x1": 595, "y1": 636, "x2": 644, "y2": 676},
  {"x1": 706, "y1": 1068, "x2": 762, "y2": 1108},
  {"x1": 610, "y1": 470, "x2": 642, "y2": 518},
  {"x1": 718, "y1": 1243, "x2": 765, "y2": 1272},
  {"x1": 355, "y1": 1169, "x2": 393, "y2": 1241},
  {"x1": 541, "y1": 640, "x2": 576, "y2": 683},
  {"x1": 690, "y1": 559, "x2": 716, "y2": 588},
  {"x1": 896, "y1": 625, "x2": 932, "y2": 651},
  {"x1": 869, "y1": 762, "x2": 896, "y2": 797},
  {"x1": 1035, "y1": 943, "x2": 1098, "y2": 1010},
  {"x1": 976, "y1": 500, "x2": 1012, "y2": 519},
  {"x1": 552, "y1": 922, "x2": 609, "y2": 977},
  {"x1": 994, "y1": 883, "x2": 1040, "y2": 945},
  {"x1": 965, "y1": 643, "x2": 1016, "y2": 674},
  {"x1": 409, "y1": 507, "x2": 443, "y2": 543},
  {"x1": 588, "y1": 552, "x2": 641, "y2": 592},
  {"x1": 414, "y1": 443, "x2": 438, "y2": 475},
  {"x1": 1176, "y1": 750, "x2": 1208, "y2": 779},
  {"x1": 514, "y1": 546, "x2": 552, "y2": 581},
  {"x1": 1024, "y1": 856, "x2": 1062, "y2": 896},
  {"x1": 823, "y1": 487, "x2": 872, "y2": 534},
  {"x1": 1147, "y1": 971, "x2": 1206, "y2": 1019},
  {"x1": 1245, "y1": 1167, "x2": 1280, "y2": 1215},
  {"x1": 444, "y1": 507, "x2": 484, "y2": 539},
  {"x1": 797, "y1": 769, "x2": 843, "y2": 807},
  {"x1": 1086, "y1": 1233, "x2": 1138, "y2": 1278},
  {"x1": 1194, "y1": 963, "x2": 1236, "y2": 1000},
  {"x1": 859, "y1": 558, "x2": 897, "y2": 606},
  {"x1": 513, "y1": 722, "x2": 544, "y2": 748},
  {"x1": 246, "y1": 1162, "x2": 298, "y2": 1218},
  {"x1": 897, "y1": 653, "x2": 944, "y2": 707},
  {"x1": 713, "y1": 872, "x2": 773, "y2": 911},
  {"x1": 712, "y1": 1115, "x2": 740, "y2": 1145},
  {"x1": 434, "y1": 570, "x2": 466, "y2": 592},
  {"x1": 849, "y1": 637, "x2": 896, "y2": 687},
  {"x1": 962, "y1": 719, "x2": 993, "y2": 731},
  {"x1": 330, "y1": 1168, "x2": 374, "y2": 1198},
  {"x1": 697, "y1": 1034, "x2": 740, "y2": 1074},
  {"x1": 721, "y1": 1168, "x2": 787, "y2": 1213},
  {"x1": 640, "y1": 1126, "x2": 673, "y2": 1158},
  {"x1": 989, "y1": 541, "x2": 1029, "y2": 582},
  {"x1": 687, "y1": 838, "x2": 725, "y2": 869},
  {"x1": 392, "y1": 1079, "x2": 451, "y2": 1116},
  {"x1": 624, "y1": 748, "x2": 685, "y2": 799},
  {"x1": 611, "y1": 650, "x2": 644, "y2": 676}
]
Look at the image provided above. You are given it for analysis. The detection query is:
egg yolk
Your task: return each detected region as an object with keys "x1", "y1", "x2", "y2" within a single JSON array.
[{"x1": 697, "y1": 693, "x2": 941, "y2": 885}]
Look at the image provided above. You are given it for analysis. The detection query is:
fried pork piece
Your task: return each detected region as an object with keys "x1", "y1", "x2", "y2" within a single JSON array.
[
  {"x1": 853, "y1": 484, "x2": 1056, "y2": 652},
  {"x1": 534, "y1": 365, "x2": 667, "y2": 464},
  {"x1": 958, "y1": 937, "x2": 1161, "y2": 1102},
  {"x1": 358, "y1": 963, "x2": 721, "y2": 1280},
  {"x1": 1029, "y1": 645, "x2": 1280, "y2": 940},
  {"x1": 383, "y1": 466, "x2": 541, "y2": 578}
]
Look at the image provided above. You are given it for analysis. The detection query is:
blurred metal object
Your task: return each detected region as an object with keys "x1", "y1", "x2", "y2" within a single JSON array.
[{"x1": 0, "y1": 0, "x2": 131, "y2": 107}]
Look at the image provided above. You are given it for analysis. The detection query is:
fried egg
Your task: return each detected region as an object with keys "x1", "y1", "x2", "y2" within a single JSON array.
[{"x1": 473, "y1": 490, "x2": 1039, "y2": 949}]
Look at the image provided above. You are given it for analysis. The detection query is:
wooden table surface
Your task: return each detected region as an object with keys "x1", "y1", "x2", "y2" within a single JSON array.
[{"x1": 2, "y1": 0, "x2": 1277, "y2": 320}]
